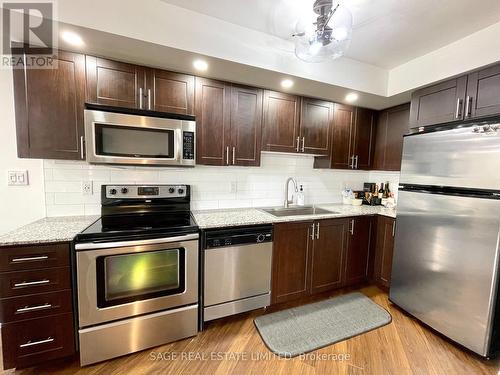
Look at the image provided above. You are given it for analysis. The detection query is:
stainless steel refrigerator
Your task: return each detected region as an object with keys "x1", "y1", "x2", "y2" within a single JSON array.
[{"x1": 390, "y1": 123, "x2": 500, "y2": 357}]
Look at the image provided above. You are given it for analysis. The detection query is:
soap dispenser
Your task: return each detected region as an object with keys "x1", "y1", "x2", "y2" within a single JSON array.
[{"x1": 297, "y1": 185, "x2": 305, "y2": 206}]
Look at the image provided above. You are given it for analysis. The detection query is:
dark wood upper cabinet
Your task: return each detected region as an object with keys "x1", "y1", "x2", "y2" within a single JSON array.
[
  {"x1": 262, "y1": 90, "x2": 301, "y2": 153},
  {"x1": 344, "y1": 216, "x2": 372, "y2": 286},
  {"x1": 409, "y1": 76, "x2": 467, "y2": 128},
  {"x1": 299, "y1": 98, "x2": 333, "y2": 155},
  {"x1": 195, "y1": 77, "x2": 231, "y2": 166},
  {"x1": 353, "y1": 107, "x2": 377, "y2": 169},
  {"x1": 373, "y1": 216, "x2": 396, "y2": 289},
  {"x1": 230, "y1": 85, "x2": 263, "y2": 166},
  {"x1": 310, "y1": 219, "x2": 347, "y2": 294},
  {"x1": 373, "y1": 103, "x2": 410, "y2": 171},
  {"x1": 147, "y1": 69, "x2": 194, "y2": 114},
  {"x1": 13, "y1": 50, "x2": 86, "y2": 160},
  {"x1": 85, "y1": 56, "x2": 146, "y2": 109},
  {"x1": 272, "y1": 221, "x2": 313, "y2": 304},
  {"x1": 466, "y1": 64, "x2": 500, "y2": 120},
  {"x1": 314, "y1": 103, "x2": 355, "y2": 169}
]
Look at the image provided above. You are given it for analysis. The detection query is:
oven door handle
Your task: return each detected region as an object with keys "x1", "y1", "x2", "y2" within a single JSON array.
[{"x1": 75, "y1": 233, "x2": 199, "y2": 250}]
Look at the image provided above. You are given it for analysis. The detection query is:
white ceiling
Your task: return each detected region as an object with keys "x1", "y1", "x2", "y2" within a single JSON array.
[{"x1": 162, "y1": 0, "x2": 500, "y2": 68}]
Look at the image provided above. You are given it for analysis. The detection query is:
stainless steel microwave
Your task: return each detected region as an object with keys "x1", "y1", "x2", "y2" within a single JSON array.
[{"x1": 84, "y1": 109, "x2": 195, "y2": 167}]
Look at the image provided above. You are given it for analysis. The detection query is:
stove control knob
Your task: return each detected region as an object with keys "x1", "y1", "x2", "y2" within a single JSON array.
[
  {"x1": 257, "y1": 234, "x2": 266, "y2": 243},
  {"x1": 178, "y1": 188, "x2": 185, "y2": 195},
  {"x1": 168, "y1": 187, "x2": 175, "y2": 194},
  {"x1": 109, "y1": 188, "x2": 117, "y2": 195},
  {"x1": 121, "y1": 188, "x2": 128, "y2": 194}
]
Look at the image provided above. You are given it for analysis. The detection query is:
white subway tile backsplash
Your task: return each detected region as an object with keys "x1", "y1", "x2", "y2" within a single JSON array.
[{"x1": 42, "y1": 154, "x2": 400, "y2": 217}]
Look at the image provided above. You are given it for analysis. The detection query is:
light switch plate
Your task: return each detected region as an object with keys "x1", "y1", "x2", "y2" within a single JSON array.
[{"x1": 8, "y1": 170, "x2": 28, "y2": 186}]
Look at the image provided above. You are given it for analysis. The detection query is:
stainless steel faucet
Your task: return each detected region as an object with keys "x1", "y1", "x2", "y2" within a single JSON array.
[{"x1": 284, "y1": 177, "x2": 298, "y2": 208}]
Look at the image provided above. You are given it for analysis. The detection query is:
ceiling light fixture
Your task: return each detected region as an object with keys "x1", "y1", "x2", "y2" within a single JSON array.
[
  {"x1": 281, "y1": 79, "x2": 294, "y2": 89},
  {"x1": 193, "y1": 59, "x2": 208, "y2": 71},
  {"x1": 293, "y1": 0, "x2": 352, "y2": 63},
  {"x1": 61, "y1": 31, "x2": 84, "y2": 46},
  {"x1": 345, "y1": 92, "x2": 359, "y2": 103}
]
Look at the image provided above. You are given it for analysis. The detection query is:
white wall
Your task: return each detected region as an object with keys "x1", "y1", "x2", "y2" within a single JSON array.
[
  {"x1": 388, "y1": 20, "x2": 500, "y2": 95},
  {"x1": 42, "y1": 154, "x2": 399, "y2": 217},
  {"x1": 0, "y1": 68, "x2": 45, "y2": 235}
]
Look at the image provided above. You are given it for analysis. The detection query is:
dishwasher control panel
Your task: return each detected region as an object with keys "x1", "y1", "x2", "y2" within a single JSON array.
[{"x1": 204, "y1": 225, "x2": 273, "y2": 249}]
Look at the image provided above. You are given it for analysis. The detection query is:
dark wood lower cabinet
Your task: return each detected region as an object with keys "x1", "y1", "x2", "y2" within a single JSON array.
[
  {"x1": 0, "y1": 243, "x2": 75, "y2": 370},
  {"x1": 272, "y1": 217, "x2": 372, "y2": 304},
  {"x1": 372, "y1": 216, "x2": 396, "y2": 289}
]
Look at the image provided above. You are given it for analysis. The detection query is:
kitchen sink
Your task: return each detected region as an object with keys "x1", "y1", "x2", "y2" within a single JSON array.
[{"x1": 260, "y1": 206, "x2": 339, "y2": 217}]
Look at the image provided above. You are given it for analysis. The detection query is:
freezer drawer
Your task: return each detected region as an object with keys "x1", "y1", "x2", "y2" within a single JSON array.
[
  {"x1": 390, "y1": 190, "x2": 500, "y2": 356},
  {"x1": 400, "y1": 125, "x2": 500, "y2": 190}
]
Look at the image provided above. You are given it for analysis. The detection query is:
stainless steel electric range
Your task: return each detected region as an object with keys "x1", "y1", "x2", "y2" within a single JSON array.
[{"x1": 74, "y1": 184, "x2": 199, "y2": 366}]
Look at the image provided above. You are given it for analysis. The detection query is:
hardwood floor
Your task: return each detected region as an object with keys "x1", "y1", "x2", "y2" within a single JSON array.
[{"x1": 8, "y1": 286, "x2": 500, "y2": 375}]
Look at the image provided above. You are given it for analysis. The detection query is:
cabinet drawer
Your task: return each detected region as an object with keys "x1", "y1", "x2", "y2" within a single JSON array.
[
  {"x1": 0, "y1": 290, "x2": 72, "y2": 323},
  {"x1": 0, "y1": 267, "x2": 70, "y2": 298},
  {"x1": 0, "y1": 243, "x2": 70, "y2": 272},
  {"x1": 1, "y1": 313, "x2": 75, "y2": 370}
]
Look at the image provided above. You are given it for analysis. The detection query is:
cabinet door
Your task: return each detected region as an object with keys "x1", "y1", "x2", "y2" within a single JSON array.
[
  {"x1": 148, "y1": 69, "x2": 194, "y2": 114},
  {"x1": 466, "y1": 64, "x2": 500, "y2": 119},
  {"x1": 331, "y1": 104, "x2": 355, "y2": 169},
  {"x1": 374, "y1": 217, "x2": 395, "y2": 288},
  {"x1": 409, "y1": 76, "x2": 467, "y2": 128},
  {"x1": 195, "y1": 77, "x2": 231, "y2": 166},
  {"x1": 261, "y1": 90, "x2": 300, "y2": 153},
  {"x1": 310, "y1": 219, "x2": 348, "y2": 294},
  {"x1": 373, "y1": 103, "x2": 410, "y2": 171},
  {"x1": 230, "y1": 85, "x2": 263, "y2": 166},
  {"x1": 353, "y1": 107, "x2": 376, "y2": 169},
  {"x1": 344, "y1": 216, "x2": 372, "y2": 286},
  {"x1": 299, "y1": 98, "x2": 333, "y2": 155},
  {"x1": 13, "y1": 50, "x2": 86, "y2": 160},
  {"x1": 272, "y1": 222, "x2": 313, "y2": 304},
  {"x1": 85, "y1": 56, "x2": 146, "y2": 109}
]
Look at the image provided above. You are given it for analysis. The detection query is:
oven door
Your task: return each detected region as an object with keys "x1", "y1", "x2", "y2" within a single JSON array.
[
  {"x1": 76, "y1": 234, "x2": 198, "y2": 327},
  {"x1": 84, "y1": 109, "x2": 195, "y2": 166}
]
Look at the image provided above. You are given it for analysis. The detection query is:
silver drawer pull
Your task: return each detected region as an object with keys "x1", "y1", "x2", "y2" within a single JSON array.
[
  {"x1": 16, "y1": 303, "x2": 52, "y2": 313},
  {"x1": 19, "y1": 337, "x2": 54, "y2": 348},
  {"x1": 12, "y1": 255, "x2": 48, "y2": 263},
  {"x1": 14, "y1": 279, "x2": 50, "y2": 288}
]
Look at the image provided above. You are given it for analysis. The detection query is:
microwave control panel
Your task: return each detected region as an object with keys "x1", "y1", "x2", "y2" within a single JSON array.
[{"x1": 183, "y1": 131, "x2": 195, "y2": 160}]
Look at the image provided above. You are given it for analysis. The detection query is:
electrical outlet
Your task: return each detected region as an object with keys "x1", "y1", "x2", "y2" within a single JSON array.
[
  {"x1": 230, "y1": 181, "x2": 237, "y2": 193},
  {"x1": 82, "y1": 181, "x2": 93, "y2": 195},
  {"x1": 8, "y1": 170, "x2": 28, "y2": 186}
]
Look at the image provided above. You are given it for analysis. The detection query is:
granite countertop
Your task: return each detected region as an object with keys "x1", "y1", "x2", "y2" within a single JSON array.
[
  {"x1": 0, "y1": 216, "x2": 99, "y2": 247},
  {"x1": 192, "y1": 204, "x2": 396, "y2": 229}
]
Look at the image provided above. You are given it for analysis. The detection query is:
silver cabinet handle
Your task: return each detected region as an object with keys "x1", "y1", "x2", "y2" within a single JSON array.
[
  {"x1": 232, "y1": 147, "x2": 235, "y2": 165},
  {"x1": 465, "y1": 95, "x2": 472, "y2": 118},
  {"x1": 316, "y1": 222, "x2": 320, "y2": 239},
  {"x1": 139, "y1": 88, "x2": 143, "y2": 109},
  {"x1": 355, "y1": 155, "x2": 359, "y2": 169},
  {"x1": 310, "y1": 223, "x2": 315, "y2": 240},
  {"x1": 12, "y1": 255, "x2": 48, "y2": 263},
  {"x1": 350, "y1": 155, "x2": 355, "y2": 169},
  {"x1": 148, "y1": 89, "x2": 152, "y2": 110},
  {"x1": 16, "y1": 303, "x2": 52, "y2": 313},
  {"x1": 14, "y1": 280, "x2": 50, "y2": 288},
  {"x1": 296, "y1": 137, "x2": 300, "y2": 152},
  {"x1": 20, "y1": 337, "x2": 54, "y2": 348},
  {"x1": 226, "y1": 146, "x2": 230, "y2": 165},
  {"x1": 349, "y1": 219, "x2": 355, "y2": 235},
  {"x1": 301, "y1": 137, "x2": 305, "y2": 152},
  {"x1": 80, "y1": 136, "x2": 85, "y2": 159},
  {"x1": 455, "y1": 98, "x2": 463, "y2": 119},
  {"x1": 392, "y1": 220, "x2": 396, "y2": 237}
]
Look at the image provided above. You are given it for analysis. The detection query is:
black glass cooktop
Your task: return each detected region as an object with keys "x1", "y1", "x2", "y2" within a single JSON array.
[{"x1": 76, "y1": 211, "x2": 198, "y2": 243}]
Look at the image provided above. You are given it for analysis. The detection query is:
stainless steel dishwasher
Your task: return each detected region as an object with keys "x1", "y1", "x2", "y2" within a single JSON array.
[{"x1": 202, "y1": 225, "x2": 273, "y2": 322}]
